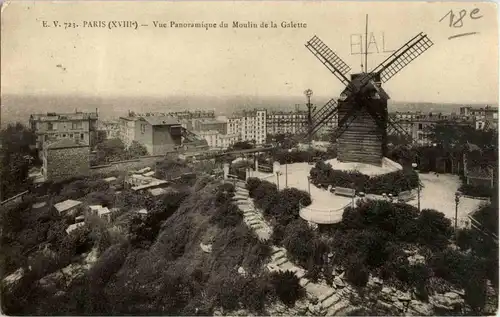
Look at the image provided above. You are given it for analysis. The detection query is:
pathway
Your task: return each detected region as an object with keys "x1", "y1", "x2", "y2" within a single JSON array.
[{"x1": 232, "y1": 181, "x2": 359, "y2": 316}]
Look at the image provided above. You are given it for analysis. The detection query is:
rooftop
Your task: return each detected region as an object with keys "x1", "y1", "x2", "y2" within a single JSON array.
[
  {"x1": 142, "y1": 116, "x2": 181, "y2": 126},
  {"x1": 31, "y1": 112, "x2": 98, "y2": 121},
  {"x1": 148, "y1": 187, "x2": 168, "y2": 196},
  {"x1": 66, "y1": 222, "x2": 85, "y2": 234},
  {"x1": 136, "y1": 209, "x2": 148, "y2": 214},
  {"x1": 98, "y1": 207, "x2": 111, "y2": 216},
  {"x1": 54, "y1": 199, "x2": 82, "y2": 213}
]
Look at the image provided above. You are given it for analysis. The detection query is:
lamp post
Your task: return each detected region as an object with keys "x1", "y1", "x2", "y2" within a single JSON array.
[
  {"x1": 276, "y1": 171, "x2": 280, "y2": 190},
  {"x1": 285, "y1": 162, "x2": 288, "y2": 188},
  {"x1": 455, "y1": 191, "x2": 461, "y2": 233},
  {"x1": 307, "y1": 176, "x2": 311, "y2": 195},
  {"x1": 351, "y1": 182, "x2": 355, "y2": 207},
  {"x1": 412, "y1": 162, "x2": 421, "y2": 211}
]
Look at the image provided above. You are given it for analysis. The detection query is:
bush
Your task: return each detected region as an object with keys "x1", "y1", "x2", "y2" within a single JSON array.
[
  {"x1": 270, "y1": 270, "x2": 305, "y2": 306},
  {"x1": 246, "y1": 177, "x2": 262, "y2": 197},
  {"x1": 472, "y1": 201, "x2": 498, "y2": 236},
  {"x1": 210, "y1": 203, "x2": 243, "y2": 228},
  {"x1": 345, "y1": 255, "x2": 369, "y2": 287},
  {"x1": 281, "y1": 220, "x2": 315, "y2": 267},
  {"x1": 309, "y1": 163, "x2": 419, "y2": 195},
  {"x1": 429, "y1": 248, "x2": 484, "y2": 288},
  {"x1": 340, "y1": 200, "x2": 420, "y2": 243},
  {"x1": 459, "y1": 183, "x2": 494, "y2": 198},
  {"x1": 240, "y1": 275, "x2": 275, "y2": 313},
  {"x1": 417, "y1": 209, "x2": 452, "y2": 249}
]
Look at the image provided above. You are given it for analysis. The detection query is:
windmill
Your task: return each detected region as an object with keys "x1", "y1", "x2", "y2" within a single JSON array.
[{"x1": 295, "y1": 18, "x2": 433, "y2": 166}]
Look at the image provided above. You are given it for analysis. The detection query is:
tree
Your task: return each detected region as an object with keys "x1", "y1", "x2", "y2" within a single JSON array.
[
  {"x1": 0, "y1": 123, "x2": 37, "y2": 200},
  {"x1": 427, "y1": 121, "x2": 498, "y2": 152},
  {"x1": 231, "y1": 141, "x2": 254, "y2": 151},
  {"x1": 94, "y1": 138, "x2": 127, "y2": 164},
  {"x1": 127, "y1": 141, "x2": 148, "y2": 158}
]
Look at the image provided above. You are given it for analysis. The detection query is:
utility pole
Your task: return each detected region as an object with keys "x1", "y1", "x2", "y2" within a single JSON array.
[
  {"x1": 304, "y1": 89, "x2": 314, "y2": 163},
  {"x1": 365, "y1": 14, "x2": 369, "y2": 73}
]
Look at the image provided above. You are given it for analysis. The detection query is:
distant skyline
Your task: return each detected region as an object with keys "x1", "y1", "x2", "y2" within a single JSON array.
[{"x1": 1, "y1": 1, "x2": 498, "y2": 104}]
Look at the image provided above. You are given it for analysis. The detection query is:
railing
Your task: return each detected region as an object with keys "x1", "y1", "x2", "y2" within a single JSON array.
[
  {"x1": 0, "y1": 190, "x2": 30, "y2": 206},
  {"x1": 299, "y1": 200, "x2": 353, "y2": 224}
]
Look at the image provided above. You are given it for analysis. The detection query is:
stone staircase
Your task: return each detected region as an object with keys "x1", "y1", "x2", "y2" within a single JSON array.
[{"x1": 232, "y1": 182, "x2": 356, "y2": 315}]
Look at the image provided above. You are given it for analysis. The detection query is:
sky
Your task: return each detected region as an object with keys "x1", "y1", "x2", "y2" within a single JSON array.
[{"x1": 1, "y1": 1, "x2": 498, "y2": 103}]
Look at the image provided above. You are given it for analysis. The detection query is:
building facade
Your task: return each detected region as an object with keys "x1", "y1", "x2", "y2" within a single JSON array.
[
  {"x1": 97, "y1": 120, "x2": 120, "y2": 140},
  {"x1": 390, "y1": 111, "x2": 475, "y2": 145},
  {"x1": 460, "y1": 105, "x2": 498, "y2": 130},
  {"x1": 194, "y1": 118, "x2": 227, "y2": 134},
  {"x1": 118, "y1": 115, "x2": 182, "y2": 155},
  {"x1": 42, "y1": 139, "x2": 90, "y2": 181},
  {"x1": 197, "y1": 130, "x2": 239, "y2": 149},
  {"x1": 266, "y1": 110, "x2": 308, "y2": 135},
  {"x1": 29, "y1": 111, "x2": 98, "y2": 154},
  {"x1": 228, "y1": 109, "x2": 267, "y2": 145}
]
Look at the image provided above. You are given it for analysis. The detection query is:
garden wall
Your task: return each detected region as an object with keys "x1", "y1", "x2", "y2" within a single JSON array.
[{"x1": 90, "y1": 155, "x2": 165, "y2": 176}]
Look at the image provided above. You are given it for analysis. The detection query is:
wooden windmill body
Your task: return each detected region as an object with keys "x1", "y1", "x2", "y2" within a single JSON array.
[{"x1": 295, "y1": 28, "x2": 434, "y2": 166}]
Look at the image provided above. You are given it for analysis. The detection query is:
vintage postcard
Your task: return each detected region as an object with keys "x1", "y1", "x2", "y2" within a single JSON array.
[{"x1": 1, "y1": 1, "x2": 498, "y2": 316}]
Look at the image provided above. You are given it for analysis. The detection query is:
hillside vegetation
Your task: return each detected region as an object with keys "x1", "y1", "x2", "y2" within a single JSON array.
[{"x1": 1, "y1": 176, "x2": 305, "y2": 315}]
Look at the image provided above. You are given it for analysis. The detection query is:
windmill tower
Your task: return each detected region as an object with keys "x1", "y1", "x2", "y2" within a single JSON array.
[{"x1": 295, "y1": 23, "x2": 434, "y2": 166}]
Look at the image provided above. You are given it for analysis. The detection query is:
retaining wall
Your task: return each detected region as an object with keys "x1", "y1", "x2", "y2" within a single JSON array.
[{"x1": 90, "y1": 155, "x2": 165, "y2": 176}]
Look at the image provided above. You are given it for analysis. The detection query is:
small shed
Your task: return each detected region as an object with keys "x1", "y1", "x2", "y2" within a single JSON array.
[
  {"x1": 148, "y1": 187, "x2": 168, "y2": 197},
  {"x1": 98, "y1": 207, "x2": 112, "y2": 223},
  {"x1": 66, "y1": 222, "x2": 85, "y2": 234},
  {"x1": 103, "y1": 176, "x2": 117, "y2": 183},
  {"x1": 54, "y1": 200, "x2": 82, "y2": 215},
  {"x1": 88, "y1": 205, "x2": 102, "y2": 216}
]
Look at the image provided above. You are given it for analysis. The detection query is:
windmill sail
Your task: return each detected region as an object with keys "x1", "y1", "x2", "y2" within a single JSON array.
[
  {"x1": 295, "y1": 98, "x2": 340, "y2": 140},
  {"x1": 368, "y1": 32, "x2": 434, "y2": 83},
  {"x1": 305, "y1": 36, "x2": 352, "y2": 87}
]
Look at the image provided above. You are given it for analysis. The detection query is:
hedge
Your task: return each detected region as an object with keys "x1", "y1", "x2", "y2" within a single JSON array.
[
  {"x1": 458, "y1": 183, "x2": 495, "y2": 198},
  {"x1": 309, "y1": 162, "x2": 419, "y2": 195}
]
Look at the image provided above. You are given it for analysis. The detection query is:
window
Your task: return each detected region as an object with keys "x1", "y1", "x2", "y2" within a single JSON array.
[
  {"x1": 47, "y1": 122, "x2": 55, "y2": 131},
  {"x1": 72, "y1": 122, "x2": 83, "y2": 130},
  {"x1": 141, "y1": 124, "x2": 146, "y2": 133},
  {"x1": 80, "y1": 133, "x2": 84, "y2": 140},
  {"x1": 418, "y1": 123, "x2": 423, "y2": 130},
  {"x1": 62, "y1": 134, "x2": 67, "y2": 137}
]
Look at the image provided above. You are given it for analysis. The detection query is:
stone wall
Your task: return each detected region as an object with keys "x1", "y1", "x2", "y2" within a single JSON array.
[
  {"x1": 89, "y1": 155, "x2": 165, "y2": 176},
  {"x1": 46, "y1": 146, "x2": 90, "y2": 181}
]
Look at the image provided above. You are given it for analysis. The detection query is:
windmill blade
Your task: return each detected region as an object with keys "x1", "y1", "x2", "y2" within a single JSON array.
[
  {"x1": 369, "y1": 32, "x2": 434, "y2": 83},
  {"x1": 386, "y1": 118, "x2": 413, "y2": 142},
  {"x1": 331, "y1": 105, "x2": 361, "y2": 141},
  {"x1": 295, "y1": 98, "x2": 340, "y2": 140},
  {"x1": 305, "y1": 36, "x2": 352, "y2": 88}
]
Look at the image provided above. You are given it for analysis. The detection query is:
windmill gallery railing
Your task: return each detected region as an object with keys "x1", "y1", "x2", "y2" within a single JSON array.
[{"x1": 298, "y1": 199, "x2": 353, "y2": 224}]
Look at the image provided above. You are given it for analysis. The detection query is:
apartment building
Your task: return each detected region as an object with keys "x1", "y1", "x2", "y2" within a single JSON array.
[
  {"x1": 390, "y1": 111, "x2": 475, "y2": 145},
  {"x1": 194, "y1": 118, "x2": 227, "y2": 134},
  {"x1": 29, "y1": 111, "x2": 98, "y2": 154},
  {"x1": 266, "y1": 109, "x2": 338, "y2": 137},
  {"x1": 460, "y1": 105, "x2": 498, "y2": 130},
  {"x1": 134, "y1": 110, "x2": 215, "y2": 120},
  {"x1": 118, "y1": 115, "x2": 182, "y2": 155},
  {"x1": 97, "y1": 120, "x2": 120, "y2": 139},
  {"x1": 197, "y1": 130, "x2": 239, "y2": 149},
  {"x1": 267, "y1": 110, "x2": 307, "y2": 135},
  {"x1": 228, "y1": 109, "x2": 267, "y2": 145}
]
